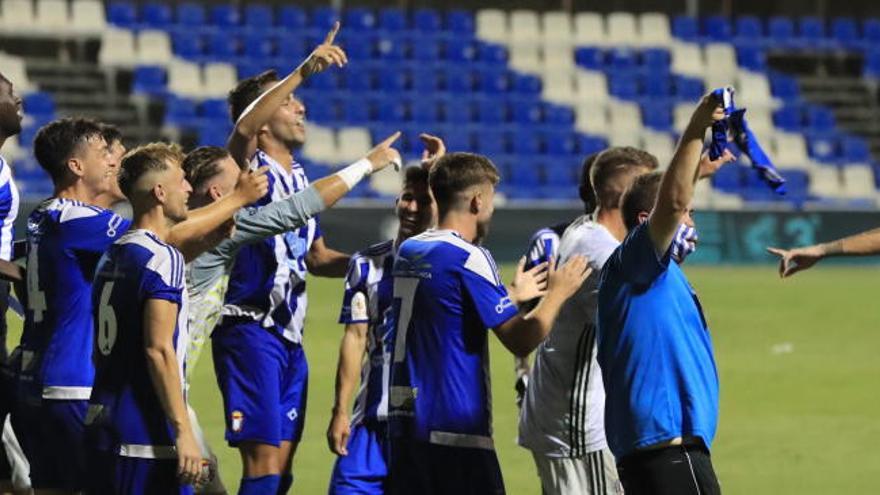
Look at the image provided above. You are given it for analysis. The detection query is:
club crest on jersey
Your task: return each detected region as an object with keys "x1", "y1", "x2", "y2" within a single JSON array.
[
  {"x1": 231, "y1": 411, "x2": 244, "y2": 432},
  {"x1": 284, "y1": 232, "x2": 308, "y2": 258}
]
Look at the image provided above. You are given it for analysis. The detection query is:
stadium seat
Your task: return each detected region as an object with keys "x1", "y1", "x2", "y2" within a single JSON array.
[
  {"x1": 510, "y1": 9, "x2": 541, "y2": 42},
  {"x1": 830, "y1": 18, "x2": 859, "y2": 48},
  {"x1": 542, "y1": 45, "x2": 574, "y2": 70},
  {"x1": 474, "y1": 129, "x2": 508, "y2": 155},
  {"x1": 772, "y1": 132, "x2": 809, "y2": 168},
  {"x1": 99, "y1": 28, "x2": 137, "y2": 67},
  {"x1": 278, "y1": 6, "x2": 307, "y2": 29},
  {"x1": 210, "y1": 5, "x2": 240, "y2": 28},
  {"x1": 607, "y1": 101, "x2": 641, "y2": 134},
  {"x1": 863, "y1": 19, "x2": 880, "y2": 46},
  {"x1": 607, "y1": 12, "x2": 638, "y2": 46},
  {"x1": 639, "y1": 12, "x2": 672, "y2": 46},
  {"x1": 141, "y1": 3, "x2": 172, "y2": 29},
  {"x1": 446, "y1": 10, "x2": 474, "y2": 34},
  {"x1": 734, "y1": 16, "x2": 763, "y2": 43},
  {"x1": 671, "y1": 16, "x2": 699, "y2": 42},
  {"x1": 671, "y1": 42, "x2": 704, "y2": 76},
  {"x1": 336, "y1": 127, "x2": 372, "y2": 163},
  {"x1": 0, "y1": 0, "x2": 36, "y2": 32},
  {"x1": 244, "y1": 4, "x2": 274, "y2": 29},
  {"x1": 736, "y1": 72, "x2": 773, "y2": 109},
  {"x1": 380, "y1": 8, "x2": 408, "y2": 31},
  {"x1": 773, "y1": 106, "x2": 803, "y2": 132},
  {"x1": 542, "y1": 11, "x2": 574, "y2": 45},
  {"x1": 202, "y1": 62, "x2": 237, "y2": 98},
  {"x1": 574, "y1": 104, "x2": 608, "y2": 135},
  {"x1": 137, "y1": 30, "x2": 174, "y2": 66},
  {"x1": 476, "y1": 9, "x2": 508, "y2": 43},
  {"x1": 805, "y1": 106, "x2": 836, "y2": 132},
  {"x1": 575, "y1": 70, "x2": 609, "y2": 103},
  {"x1": 511, "y1": 98, "x2": 544, "y2": 125},
  {"x1": 345, "y1": 7, "x2": 376, "y2": 32},
  {"x1": 243, "y1": 33, "x2": 275, "y2": 59},
  {"x1": 769, "y1": 73, "x2": 800, "y2": 101},
  {"x1": 841, "y1": 136, "x2": 871, "y2": 162},
  {"x1": 176, "y1": 3, "x2": 206, "y2": 27},
  {"x1": 163, "y1": 95, "x2": 199, "y2": 128},
  {"x1": 172, "y1": 32, "x2": 203, "y2": 59},
  {"x1": 206, "y1": 32, "x2": 240, "y2": 59},
  {"x1": 641, "y1": 103, "x2": 673, "y2": 130},
  {"x1": 704, "y1": 16, "x2": 732, "y2": 41},
  {"x1": 71, "y1": 0, "x2": 106, "y2": 34},
  {"x1": 132, "y1": 66, "x2": 167, "y2": 96},
  {"x1": 807, "y1": 134, "x2": 839, "y2": 162},
  {"x1": 409, "y1": 98, "x2": 439, "y2": 124},
  {"x1": 737, "y1": 46, "x2": 766, "y2": 72},
  {"x1": 107, "y1": 2, "x2": 136, "y2": 28},
  {"x1": 641, "y1": 131, "x2": 675, "y2": 166},
  {"x1": 166, "y1": 60, "x2": 202, "y2": 98},
  {"x1": 413, "y1": 9, "x2": 440, "y2": 32},
  {"x1": 478, "y1": 42, "x2": 508, "y2": 65},
  {"x1": 302, "y1": 125, "x2": 338, "y2": 162},
  {"x1": 35, "y1": 0, "x2": 70, "y2": 34},
  {"x1": 573, "y1": 12, "x2": 605, "y2": 46},
  {"x1": 703, "y1": 43, "x2": 738, "y2": 90},
  {"x1": 767, "y1": 17, "x2": 795, "y2": 46},
  {"x1": 542, "y1": 73, "x2": 576, "y2": 104},
  {"x1": 200, "y1": 99, "x2": 229, "y2": 121},
  {"x1": 798, "y1": 17, "x2": 827, "y2": 44},
  {"x1": 22, "y1": 91, "x2": 55, "y2": 119},
  {"x1": 511, "y1": 129, "x2": 542, "y2": 154},
  {"x1": 341, "y1": 98, "x2": 372, "y2": 124}
]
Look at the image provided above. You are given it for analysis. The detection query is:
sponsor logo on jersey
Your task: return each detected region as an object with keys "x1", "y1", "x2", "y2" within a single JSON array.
[{"x1": 495, "y1": 296, "x2": 514, "y2": 314}]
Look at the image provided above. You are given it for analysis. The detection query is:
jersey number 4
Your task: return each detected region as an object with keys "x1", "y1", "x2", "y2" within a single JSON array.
[
  {"x1": 97, "y1": 281, "x2": 118, "y2": 355},
  {"x1": 26, "y1": 247, "x2": 47, "y2": 322}
]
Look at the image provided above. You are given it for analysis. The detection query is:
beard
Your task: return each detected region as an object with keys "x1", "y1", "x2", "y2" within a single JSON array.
[{"x1": 474, "y1": 220, "x2": 490, "y2": 245}]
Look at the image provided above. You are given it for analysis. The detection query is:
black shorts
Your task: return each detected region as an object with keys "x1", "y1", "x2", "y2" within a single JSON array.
[
  {"x1": 389, "y1": 436, "x2": 505, "y2": 495},
  {"x1": 617, "y1": 443, "x2": 721, "y2": 495}
]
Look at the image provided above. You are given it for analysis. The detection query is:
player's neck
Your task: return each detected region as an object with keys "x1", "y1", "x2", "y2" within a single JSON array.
[
  {"x1": 260, "y1": 138, "x2": 294, "y2": 173},
  {"x1": 438, "y1": 213, "x2": 477, "y2": 243},
  {"x1": 55, "y1": 181, "x2": 100, "y2": 206},
  {"x1": 132, "y1": 205, "x2": 171, "y2": 241},
  {"x1": 595, "y1": 207, "x2": 626, "y2": 241}
]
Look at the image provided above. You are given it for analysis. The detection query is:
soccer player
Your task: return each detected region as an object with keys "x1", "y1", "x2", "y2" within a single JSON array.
[
  {"x1": 596, "y1": 94, "x2": 727, "y2": 495},
  {"x1": 326, "y1": 138, "x2": 442, "y2": 494},
  {"x1": 94, "y1": 124, "x2": 129, "y2": 212},
  {"x1": 387, "y1": 152, "x2": 590, "y2": 494},
  {"x1": 518, "y1": 147, "x2": 661, "y2": 495},
  {"x1": 213, "y1": 23, "x2": 353, "y2": 494},
  {"x1": 767, "y1": 229, "x2": 880, "y2": 277},
  {"x1": 12, "y1": 117, "x2": 267, "y2": 494},
  {"x1": 183, "y1": 136, "x2": 401, "y2": 493},
  {"x1": 513, "y1": 152, "x2": 600, "y2": 405},
  {"x1": 87, "y1": 143, "x2": 201, "y2": 494},
  {"x1": 0, "y1": 71, "x2": 26, "y2": 495}
]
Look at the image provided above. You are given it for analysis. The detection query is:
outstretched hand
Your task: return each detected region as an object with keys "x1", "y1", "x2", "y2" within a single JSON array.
[
  {"x1": 698, "y1": 149, "x2": 736, "y2": 179},
  {"x1": 547, "y1": 255, "x2": 591, "y2": 301},
  {"x1": 300, "y1": 22, "x2": 348, "y2": 78},
  {"x1": 509, "y1": 257, "x2": 548, "y2": 305},
  {"x1": 365, "y1": 131, "x2": 402, "y2": 173},
  {"x1": 766, "y1": 246, "x2": 825, "y2": 278}
]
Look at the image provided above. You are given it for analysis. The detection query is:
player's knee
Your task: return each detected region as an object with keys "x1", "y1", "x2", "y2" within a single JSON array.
[{"x1": 239, "y1": 442, "x2": 282, "y2": 476}]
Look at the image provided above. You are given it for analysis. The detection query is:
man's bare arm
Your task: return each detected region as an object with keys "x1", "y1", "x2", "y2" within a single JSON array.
[
  {"x1": 768, "y1": 227, "x2": 880, "y2": 278},
  {"x1": 327, "y1": 321, "x2": 368, "y2": 456},
  {"x1": 306, "y1": 237, "x2": 349, "y2": 277}
]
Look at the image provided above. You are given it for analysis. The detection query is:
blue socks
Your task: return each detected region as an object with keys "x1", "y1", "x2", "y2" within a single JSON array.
[
  {"x1": 239, "y1": 474, "x2": 281, "y2": 495},
  {"x1": 277, "y1": 473, "x2": 294, "y2": 494}
]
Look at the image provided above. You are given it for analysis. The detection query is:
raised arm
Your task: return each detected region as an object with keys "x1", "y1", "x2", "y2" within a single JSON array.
[
  {"x1": 493, "y1": 256, "x2": 590, "y2": 357},
  {"x1": 649, "y1": 95, "x2": 724, "y2": 256},
  {"x1": 768, "y1": 227, "x2": 880, "y2": 278},
  {"x1": 143, "y1": 298, "x2": 202, "y2": 486},
  {"x1": 326, "y1": 321, "x2": 368, "y2": 456},
  {"x1": 227, "y1": 23, "x2": 347, "y2": 167}
]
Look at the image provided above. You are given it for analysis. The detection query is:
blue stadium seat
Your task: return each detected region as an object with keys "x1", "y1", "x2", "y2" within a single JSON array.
[
  {"x1": 176, "y1": 3, "x2": 206, "y2": 28},
  {"x1": 799, "y1": 17, "x2": 827, "y2": 44},
  {"x1": 198, "y1": 123, "x2": 233, "y2": 147},
  {"x1": 235, "y1": 61, "x2": 263, "y2": 79},
  {"x1": 579, "y1": 135, "x2": 608, "y2": 155},
  {"x1": 410, "y1": 98, "x2": 439, "y2": 124},
  {"x1": 711, "y1": 164, "x2": 744, "y2": 191},
  {"x1": 736, "y1": 46, "x2": 766, "y2": 72},
  {"x1": 543, "y1": 104, "x2": 575, "y2": 126},
  {"x1": 643, "y1": 75, "x2": 673, "y2": 97},
  {"x1": 414, "y1": 9, "x2": 441, "y2": 32},
  {"x1": 672, "y1": 16, "x2": 699, "y2": 42},
  {"x1": 244, "y1": 5, "x2": 274, "y2": 29},
  {"x1": 306, "y1": 97, "x2": 337, "y2": 122},
  {"x1": 278, "y1": 6, "x2": 307, "y2": 29},
  {"x1": 841, "y1": 136, "x2": 870, "y2": 162},
  {"x1": 641, "y1": 48, "x2": 671, "y2": 71},
  {"x1": 411, "y1": 36, "x2": 440, "y2": 60},
  {"x1": 200, "y1": 99, "x2": 229, "y2": 122},
  {"x1": 511, "y1": 98, "x2": 543, "y2": 125},
  {"x1": 767, "y1": 17, "x2": 795, "y2": 46},
  {"x1": 132, "y1": 66, "x2": 167, "y2": 96},
  {"x1": 207, "y1": 33, "x2": 240, "y2": 59},
  {"x1": 478, "y1": 43, "x2": 508, "y2": 65},
  {"x1": 445, "y1": 67, "x2": 475, "y2": 93},
  {"x1": 769, "y1": 73, "x2": 800, "y2": 101},
  {"x1": 865, "y1": 49, "x2": 880, "y2": 78},
  {"x1": 477, "y1": 68, "x2": 510, "y2": 93},
  {"x1": 805, "y1": 106, "x2": 836, "y2": 132},
  {"x1": 164, "y1": 96, "x2": 199, "y2": 128},
  {"x1": 441, "y1": 97, "x2": 474, "y2": 123},
  {"x1": 830, "y1": 18, "x2": 859, "y2": 48},
  {"x1": 542, "y1": 162, "x2": 576, "y2": 185},
  {"x1": 410, "y1": 67, "x2": 439, "y2": 92},
  {"x1": 345, "y1": 8, "x2": 376, "y2": 31},
  {"x1": 477, "y1": 98, "x2": 508, "y2": 124},
  {"x1": 341, "y1": 98, "x2": 372, "y2": 124},
  {"x1": 607, "y1": 48, "x2": 638, "y2": 71},
  {"x1": 380, "y1": 8, "x2": 408, "y2": 31},
  {"x1": 864, "y1": 19, "x2": 880, "y2": 46},
  {"x1": 773, "y1": 106, "x2": 803, "y2": 131},
  {"x1": 344, "y1": 65, "x2": 374, "y2": 91},
  {"x1": 445, "y1": 39, "x2": 477, "y2": 62},
  {"x1": 543, "y1": 131, "x2": 577, "y2": 156},
  {"x1": 312, "y1": 7, "x2": 339, "y2": 30},
  {"x1": 276, "y1": 35, "x2": 308, "y2": 60},
  {"x1": 447, "y1": 10, "x2": 475, "y2": 34},
  {"x1": 807, "y1": 134, "x2": 839, "y2": 162},
  {"x1": 107, "y1": 2, "x2": 137, "y2": 28},
  {"x1": 378, "y1": 70, "x2": 408, "y2": 92},
  {"x1": 141, "y1": 3, "x2": 172, "y2": 29},
  {"x1": 210, "y1": 5, "x2": 240, "y2": 28},
  {"x1": 243, "y1": 33, "x2": 275, "y2": 59},
  {"x1": 376, "y1": 35, "x2": 406, "y2": 60},
  {"x1": 308, "y1": 70, "x2": 341, "y2": 91},
  {"x1": 609, "y1": 76, "x2": 638, "y2": 100},
  {"x1": 474, "y1": 129, "x2": 508, "y2": 155},
  {"x1": 441, "y1": 128, "x2": 472, "y2": 151},
  {"x1": 642, "y1": 103, "x2": 673, "y2": 130},
  {"x1": 506, "y1": 159, "x2": 541, "y2": 188},
  {"x1": 22, "y1": 92, "x2": 55, "y2": 119},
  {"x1": 575, "y1": 47, "x2": 603, "y2": 70},
  {"x1": 704, "y1": 16, "x2": 732, "y2": 41},
  {"x1": 172, "y1": 32, "x2": 203, "y2": 59},
  {"x1": 339, "y1": 33, "x2": 375, "y2": 61},
  {"x1": 674, "y1": 76, "x2": 704, "y2": 101},
  {"x1": 512, "y1": 130, "x2": 542, "y2": 155},
  {"x1": 734, "y1": 16, "x2": 763, "y2": 43}
]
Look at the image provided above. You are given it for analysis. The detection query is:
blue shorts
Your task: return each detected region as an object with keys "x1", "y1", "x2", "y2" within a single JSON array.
[
  {"x1": 89, "y1": 454, "x2": 193, "y2": 495},
  {"x1": 212, "y1": 319, "x2": 308, "y2": 447},
  {"x1": 389, "y1": 437, "x2": 505, "y2": 495},
  {"x1": 329, "y1": 422, "x2": 389, "y2": 495},
  {"x1": 13, "y1": 399, "x2": 88, "y2": 490}
]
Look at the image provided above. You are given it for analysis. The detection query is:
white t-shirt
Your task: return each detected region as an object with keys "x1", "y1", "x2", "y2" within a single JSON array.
[{"x1": 518, "y1": 215, "x2": 620, "y2": 458}]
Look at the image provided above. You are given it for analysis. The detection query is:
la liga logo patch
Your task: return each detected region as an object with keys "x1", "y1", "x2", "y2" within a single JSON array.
[{"x1": 231, "y1": 411, "x2": 244, "y2": 433}]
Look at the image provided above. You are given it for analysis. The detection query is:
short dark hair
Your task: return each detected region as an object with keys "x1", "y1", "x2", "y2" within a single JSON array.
[
  {"x1": 33, "y1": 117, "x2": 105, "y2": 184},
  {"x1": 578, "y1": 152, "x2": 600, "y2": 213},
  {"x1": 228, "y1": 69, "x2": 279, "y2": 123},
  {"x1": 402, "y1": 165, "x2": 429, "y2": 189},
  {"x1": 182, "y1": 146, "x2": 233, "y2": 194},
  {"x1": 590, "y1": 147, "x2": 659, "y2": 211},
  {"x1": 119, "y1": 142, "x2": 185, "y2": 198},
  {"x1": 429, "y1": 152, "x2": 499, "y2": 217},
  {"x1": 99, "y1": 123, "x2": 123, "y2": 146},
  {"x1": 621, "y1": 171, "x2": 664, "y2": 230}
]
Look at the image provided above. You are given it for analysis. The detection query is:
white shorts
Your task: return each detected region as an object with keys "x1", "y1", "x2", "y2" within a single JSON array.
[
  {"x1": 532, "y1": 448, "x2": 622, "y2": 495},
  {"x1": 2, "y1": 415, "x2": 30, "y2": 491}
]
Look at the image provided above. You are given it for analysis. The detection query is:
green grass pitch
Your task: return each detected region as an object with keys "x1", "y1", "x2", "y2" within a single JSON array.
[{"x1": 8, "y1": 266, "x2": 880, "y2": 493}]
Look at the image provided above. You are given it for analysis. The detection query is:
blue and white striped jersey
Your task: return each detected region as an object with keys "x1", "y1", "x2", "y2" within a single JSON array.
[
  {"x1": 222, "y1": 150, "x2": 321, "y2": 344},
  {"x1": 389, "y1": 230, "x2": 518, "y2": 451},
  {"x1": 18, "y1": 198, "x2": 130, "y2": 401},
  {"x1": 0, "y1": 155, "x2": 20, "y2": 261},
  {"x1": 338, "y1": 239, "x2": 395, "y2": 426},
  {"x1": 89, "y1": 229, "x2": 189, "y2": 459}
]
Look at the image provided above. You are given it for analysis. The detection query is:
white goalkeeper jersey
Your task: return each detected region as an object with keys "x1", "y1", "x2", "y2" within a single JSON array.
[{"x1": 518, "y1": 216, "x2": 619, "y2": 458}]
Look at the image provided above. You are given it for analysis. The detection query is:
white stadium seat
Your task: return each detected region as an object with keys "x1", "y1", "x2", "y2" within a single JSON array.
[
  {"x1": 302, "y1": 125, "x2": 338, "y2": 164},
  {"x1": 673, "y1": 102, "x2": 694, "y2": 132},
  {"x1": 509, "y1": 10, "x2": 541, "y2": 42},
  {"x1": 137, "y1": 30, "x2": 173, "y2": 66},
  {"x1": 638, "y1": 12, "x2": 671, "y2": 46},
  {"x1": 607, "y1": 100, "x2": 642, "y2": 134},
  {"x1": 641, "y1": 131, "x2": 675, "y2": 168},
  {"x1": 541, "y1": 45, "x2": 574, "y2": 70},
  {"x1": 167, "y1": 59, "x2": 202, "y2": 98},
  {"x1": 35, "y1": 0, "x2": 69, "y2": 34},
  {"x1": 741, "y1": 106, "x2": 774, "y2": 137},
  {"x1": 772, "y1": 132, "x2": 810, "y2": 169},
  {"x1": 202, "y1": 62, "x2": 237, "y2": 98},
  {"x1": 842, "y1": 166, "x2": 877, "y2": 198},
  {"x1": 71, "y1": 0, "x2": 106, "y2": 35},
  {"x1": 476, "y1": 9, "x2": 508, "y2": 43},
  {"x1": 98, "y1": 28, "x2": 136, "y2": 67},
  {"x1": 508, "y1": 44, "x2": 542, "y2": 73},
  {"x1": 336, "y1": 127, "x2": 372, "y2": 163},
  {"x1": 703, "y1": 43, "x2": 738, "y2": 90},
  {"x1": 606, "y1": 12, "x2": 638, "y2": 47},
  {"x1": 574, "y1": 103, "x2": 608, "y2": 135},
  {"x1": 736, "y1": 71, "x2": 774, "y2": 109},
  {"x1": 671, "y1": 42, "x2": 704, "y2": 76},
  {"x1": 0, "y1": 52, "x2": 33, "y2": 91},
  {"x1": 574, "y1": 70, "x2": 609, "y2": 104},
  {"x1": 542, "y1": 11, "x2": 573, "y2": 45},
  {"x1": 541, "y1": 72, "x2": 576, "y2": 104},
  {"x1": 808, "y1": 166, "x2": 843, "y2": 198},
  {"x1": 573, "y1": 12, "x2": 606, "y2": 46},
  {"x1": 1, "y1": 0, "x2": 36, "y2": 32}
]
